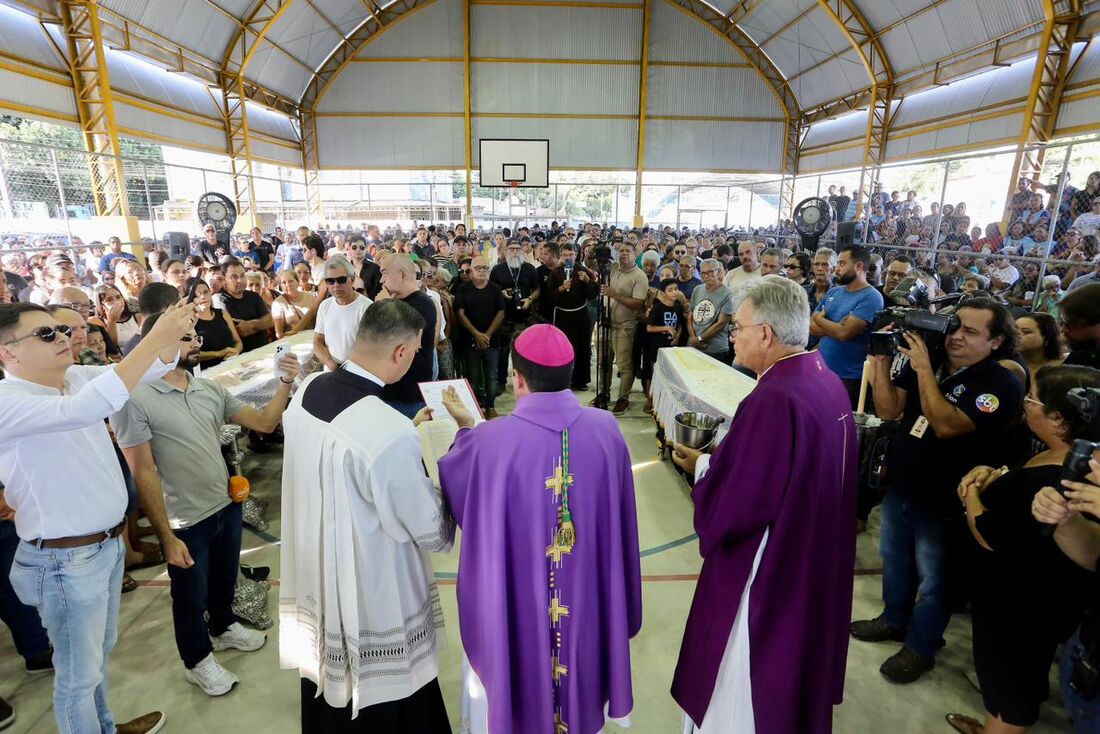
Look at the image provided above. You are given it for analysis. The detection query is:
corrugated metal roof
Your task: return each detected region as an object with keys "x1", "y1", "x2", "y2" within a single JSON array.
[
  {"x1": 107, "y1": 49, "x2": 222, "y2": 119},
  {"x1": 244, "y1": 101, "x2": 300, "y2": 141},
  {"x1": 791, "y1": 50, "x2": 867, "y2": 109},
  {"x1": 0, "y1": 66, "x2": 77, "y2": 120},
  {"x1": 644, "y1": 120, "x2": 783, "y2": 171},
  {"x1": 356, "y1": 0, "x2": 464, "y2": 59},
  {"x1": 98, "y1": 0, "x2": 236, "y2": 63},
  {"x1": 321, "y1": 61, "x2": 464, "y2": 113},
  {"x1": 318, "y1": 115, "x2": 465, "y2": 167},
  {"x1": 1068, "y1": 39, "x2": 1100, "y2": 86},
  {"x1": 245, "y1": 43, "x2": 315, "y2": 100},
  {"x1": 891, "y1": 53, "x2": 1034, "y2": 128},
  {"x1": 473, "y1": 117, "x2": 637, "y2": 169},
  {"x1": 471, "y1": 5, "x2": 643, "y2": 61},
  {"x1": 115, "y1": 100, "x2": 226, "y2": 151},
  {"x1": 264, "y1": 1, "x2": 342, "y2": 70},
  {"x1": 738, "y1": 0, "x2": 808, "y2": 44},
  {"x1": 309, "y1": 0, "x2": 368, "y2": 36},
  {"x1": 647, "y1": 65, "x2": 782, "y2": 117},
  {"x1": 0, "y1": 3, "x2": 67, "y2": 70},
  {"x1": 473, "y1": 63, "x2": 637, "y2": 116},
  {"x1": 802, "y1": 107, "x2": 872, "y2": 148},
  {"x1": 649, "y1": 0, "x2": 746, "y2": 64}
]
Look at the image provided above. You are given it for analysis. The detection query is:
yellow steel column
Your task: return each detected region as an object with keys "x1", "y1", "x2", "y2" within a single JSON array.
[
  {"x1": 300, "y1": 108, "x2": 324, "y2": 227},
  {"x1": 463, "y1": 0, "x2": 473, "y2": 229},
  {"x1": 853, "y1": 84, "x2": 892, "y2": 221},
  {"x1": 632, "y1": 0, "x2": 651, "y2": 228},
  {"x1": 59, "y1": 0, "x2": 129, "y2": 219},
  {"x1": 1001, "y1": 0, "x2": 1080, "y2": 227},
  {"x1": 221, "y1": 72, "x2": 259, "y2": 229},
  {"x1": 778, "y1": 116, "x2": 801, "y2": 223}
]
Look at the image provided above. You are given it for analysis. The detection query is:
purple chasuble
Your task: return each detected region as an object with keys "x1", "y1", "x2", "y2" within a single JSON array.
[
  {"x1": 671, "y1": 351, "x2": 858, "y2": 733},
  {"x1": 439, "y1": 389, "x2": 642, "y2": 734}
]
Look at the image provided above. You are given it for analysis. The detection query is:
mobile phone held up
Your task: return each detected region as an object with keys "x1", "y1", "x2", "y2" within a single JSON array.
[{"x1": 273, "y1": 344, "x2": 290, "y2": 379}]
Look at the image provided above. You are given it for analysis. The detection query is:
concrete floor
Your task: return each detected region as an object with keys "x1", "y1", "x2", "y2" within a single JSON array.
[{"x1": 0, "y1": 384, "x2": 1073, "y2": 733}]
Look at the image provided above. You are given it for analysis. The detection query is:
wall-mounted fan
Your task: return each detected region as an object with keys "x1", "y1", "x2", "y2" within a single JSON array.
[
  {"x1": 197, "y1": 192, "x2": 237, "y2": 232},
  {"x1": 792, "y1": 197, "x2": 834, "y2": 253}
]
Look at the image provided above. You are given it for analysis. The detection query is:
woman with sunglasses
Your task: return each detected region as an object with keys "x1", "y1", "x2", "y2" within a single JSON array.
[
  {"x1": 271, "y1": 270, "x2": 317, "y2": 339},
  {"x1": 346, "y1": 234, "x2": 382, "y2": 299},
  {"x1": 783, "y1": 252, "x2": 812, "y2": 286},
  {"x1": 90, "y1": 283, "x2": 140, "y2": 354},
  {"x1": 186, "y1": 277, "x2": 242, "y2": 368}
]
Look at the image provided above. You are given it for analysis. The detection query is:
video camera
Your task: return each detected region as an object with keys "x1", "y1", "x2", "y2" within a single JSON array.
[
  {"x1": 1054, "y1": 387, "x2": 1100, "y2": 498},
  {"x1": 867, "y1": 275, "x2": 961, "y2": 357}
]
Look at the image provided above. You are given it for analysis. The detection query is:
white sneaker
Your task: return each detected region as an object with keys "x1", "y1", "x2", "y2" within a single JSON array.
[
  {"x1": 210, "y1": 622, "x2": 266, "y2": 652},
  {"x1": 183, "y1": 654, "x2": 239, "y2": 696}
]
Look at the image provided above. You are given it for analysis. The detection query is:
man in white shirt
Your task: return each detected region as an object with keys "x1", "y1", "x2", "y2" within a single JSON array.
[
  {"x1": 0, "y1": 300, "x2": 195, "y2": 734},
  {"x1": 988, "y1": 254, "x2": 1021, "y2": 296},
  {"x1": 1071, "y1": 195, "x2": 1100, "y2": 237},
  {"x1": 280, "y1": 299, "x2": 454, "y2": 732},
  {"x1": 722, "y1": 240, "x2": 763, "y2": 291},
  {"x1": 314, "y1": 255, "x2": 372, "y2": 371}
]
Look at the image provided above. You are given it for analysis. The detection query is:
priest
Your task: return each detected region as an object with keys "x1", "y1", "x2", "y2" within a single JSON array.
[
  {"x1": 279, "y1": 299, "x2": 455, "y2": 733},
  {"x1": 671, "y1": 276, "x2": 858, "y2": 734},
  {"x1": 437, "y1": 324, "x2": 642, "y2": 734}
]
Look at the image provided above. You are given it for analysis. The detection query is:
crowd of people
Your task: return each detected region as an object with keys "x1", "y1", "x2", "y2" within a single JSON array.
[{"x1": 1, "y1": 165, "x2": 1100, "y2": 734}]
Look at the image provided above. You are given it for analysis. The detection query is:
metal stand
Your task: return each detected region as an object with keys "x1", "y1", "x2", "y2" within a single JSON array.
[{"x1": 592, "y1": 264, "x2": 613, "y2": 410}]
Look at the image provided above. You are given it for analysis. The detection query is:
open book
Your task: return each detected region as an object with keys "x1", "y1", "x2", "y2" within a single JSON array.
[{"x1": 416, "y1": 378, "x2": 485, "y2": 488}]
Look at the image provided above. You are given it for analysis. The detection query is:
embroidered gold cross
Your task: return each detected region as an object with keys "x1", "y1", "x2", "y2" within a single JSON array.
[
  {"x1": 549, "y1": 596, "x2": 569, "y2": 625},
  {"x1": 546, "y1": 541, "x2": 571, "y2": 564},
  {"x1": 552, "y1": 654, "x2": 568, "y2": 682},
  {"x1": 554, "y1": 711, "x2": 569, "y2": 734},
  {"x1": 545, "y1": 464, "x2": 571, "y2": 500}
]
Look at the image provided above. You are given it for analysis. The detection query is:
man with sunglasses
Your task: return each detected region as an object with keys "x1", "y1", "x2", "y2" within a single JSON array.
[
  {"x1": 196, "y1": 226, "x2": 222, "y2": 265},
  {"x1": 347, "y1": 234, "x2": 382, "y2": 299},
  {"x1": 111, "y1": 314, "x2": 298, "y2": 697},
  {"x1": 0, "y1": 300, "x2": 196, "y2": 734},
  {"x1": 314, "y1": 255, "x2": 373, "y2": 372}
]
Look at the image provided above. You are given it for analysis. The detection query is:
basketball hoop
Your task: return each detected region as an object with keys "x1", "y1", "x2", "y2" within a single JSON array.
[{"x1": 509, "y1": 181, "x2": 520, "y2": 189}]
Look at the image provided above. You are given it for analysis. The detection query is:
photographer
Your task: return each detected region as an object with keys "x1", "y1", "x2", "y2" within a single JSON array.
[
  {"x1": 489, "y1": 238, "x2": 539, "y2": 387},
  {"x1": 1032, "y1": 444, "x2": 1100, "y2": 733},
  {"x1": 851, "y1": 297, "x2": 1024, "y2": 684},
  {"x1": 946, "y1": 365, "x2": 1100, "y2": 734}
]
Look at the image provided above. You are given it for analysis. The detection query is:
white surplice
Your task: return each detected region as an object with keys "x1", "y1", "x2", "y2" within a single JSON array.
[{"x1": 279, "y1": 372, "x2": 454, "y2": 716}]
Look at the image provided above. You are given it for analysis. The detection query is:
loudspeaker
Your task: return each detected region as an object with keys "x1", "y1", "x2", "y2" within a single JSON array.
[
  {"x1": 836, "y1": 221, "x2": 856, "y2": 250},
  {"x1": 165, "y1": 231, "x2": 190, "y2": 259}
]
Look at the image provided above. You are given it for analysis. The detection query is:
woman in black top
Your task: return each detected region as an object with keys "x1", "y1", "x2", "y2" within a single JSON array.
[
  {"x1": 947, "y1": 365, "x2": 1100, "y2": 734},
  {"x1": 186, "y1": 277, "x2": 242, "y2": 368}
]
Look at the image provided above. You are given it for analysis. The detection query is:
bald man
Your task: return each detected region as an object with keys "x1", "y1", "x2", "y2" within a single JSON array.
[{"x1": 379, "y1": 254, "x2": 438, "y2": 417}]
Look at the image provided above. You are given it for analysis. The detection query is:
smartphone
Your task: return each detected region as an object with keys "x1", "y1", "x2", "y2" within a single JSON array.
[{"x1": 273, "y1": 344, "x2": 290, "y2": 379}]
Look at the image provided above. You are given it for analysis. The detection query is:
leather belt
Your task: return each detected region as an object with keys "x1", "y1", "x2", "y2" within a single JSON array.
[{"x1": 30, "y1": 520, "x2": 126, "y2": 549}]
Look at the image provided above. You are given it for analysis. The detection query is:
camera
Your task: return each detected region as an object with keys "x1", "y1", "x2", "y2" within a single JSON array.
[
  {"x1": 593, "y1": 244, "x2": 613, "y2": 272},
  {"x1": 1054, "y1": 388, "x2": 1100, "y2": 499},
  {"x1": 867, "y1": 275, "x2": 962, "y2": 358}
]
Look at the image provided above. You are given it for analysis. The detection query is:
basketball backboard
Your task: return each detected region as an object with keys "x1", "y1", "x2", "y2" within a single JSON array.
[{"x1": 478, "y1": 139, "x2": 549, "y2": 188}]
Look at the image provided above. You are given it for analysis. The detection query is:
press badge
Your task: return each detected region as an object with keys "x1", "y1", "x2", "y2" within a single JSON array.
[{"x1": 910, "y1": 416, "x2": 930, "y2": 438}]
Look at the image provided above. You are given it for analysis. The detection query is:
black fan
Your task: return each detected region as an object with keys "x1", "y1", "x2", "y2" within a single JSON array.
[
  {"x1": 792, "y1": 197, "x2": 834, "y2": 253},
  {"x1": 197, "y1": 192, "x2": 237, "y2": 232}
]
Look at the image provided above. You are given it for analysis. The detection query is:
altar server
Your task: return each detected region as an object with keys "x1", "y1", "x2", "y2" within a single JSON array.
[
  {"x1": 438, "y1": 323, "x2": 642, "y2": 734},
  {"x1": 279, "y1": 299, "x2": 455, "y2": 733},
  {"x1": 671, "y1": 275, "x2": 858, "y2": 734}
]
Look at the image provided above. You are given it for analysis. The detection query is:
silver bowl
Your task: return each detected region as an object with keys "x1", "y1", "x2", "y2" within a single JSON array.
[{"x1": 673, "y1": 412, "x2": 725, "y2": 450}]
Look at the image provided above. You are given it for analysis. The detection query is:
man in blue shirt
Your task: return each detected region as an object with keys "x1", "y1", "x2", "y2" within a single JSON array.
[{"x1": 810, "y1": 244, "x2": 884, "y2": 409}]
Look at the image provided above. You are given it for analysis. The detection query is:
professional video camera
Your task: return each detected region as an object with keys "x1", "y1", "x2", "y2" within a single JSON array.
[{"x1": 867, "y1": 275, "x2": 961, "y2": 357}]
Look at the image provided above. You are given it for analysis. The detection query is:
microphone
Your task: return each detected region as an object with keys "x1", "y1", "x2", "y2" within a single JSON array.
[{"x1": 565, "y1": 264, "x2": 573, "y2": 280}]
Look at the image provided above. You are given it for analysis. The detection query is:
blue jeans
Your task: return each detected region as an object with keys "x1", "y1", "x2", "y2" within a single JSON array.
[
  {"x1": 10, "y1": 533, "x2": 125, "y2": 734},
  {"x1": 0, "y1": 520, "x2": 50, "y2": 660},
  {"x1": 1062, "y1": 627, "x2": 1100, "y2": 733},
  {"x1": 879, "y1": 489, "x2": 952, "y2": 657},
  {"x1": 464, "y1": 346, "x2": 500, "y2": 410},
  {"x1": 166, "y1": 503, "x2": 243, "y2": 668}
]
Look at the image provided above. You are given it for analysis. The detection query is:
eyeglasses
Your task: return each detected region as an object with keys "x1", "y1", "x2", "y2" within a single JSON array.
[
  {"x1": 349, "y1": 244, "x2": 365, "y2": 251},
  {"x1": 472, "y1": 266, "x2": 490, "y2": 272},
  {"x1": 2, "y1": 324, "x2": 72, "y2": 345},
  {"x1": 325, "y1": 276, "x2": 349, "y2": 285},
  {"x1": 62, "y1": 301, "x2": 92, "y2": 314},
  {"x1": 1024, "y1": 395, "x2": 1044, "y2": 408},
  {"x1": 180, "y1": 334, "x2": 204, "y2": 345},
  {"x1": 730, "y1": 323, "x2": 767, "y2": 336},
  {"x1": 785, "y1": 263, "x2": 802, "y2": 270},
  {"x1": 460, "y1": 268, "x2": 471, "y2": 274}
]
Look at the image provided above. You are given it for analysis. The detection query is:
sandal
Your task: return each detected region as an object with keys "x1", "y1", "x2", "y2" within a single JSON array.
[
  {"x1": 121, "y1": 574, "x2": 138, "y2": 594},
  {"x1": 125, "y1": 546, "x2": 164, "y2": 571},
  {"x1": 945, "y1": 713, "x2": 983, "y2": 734}
]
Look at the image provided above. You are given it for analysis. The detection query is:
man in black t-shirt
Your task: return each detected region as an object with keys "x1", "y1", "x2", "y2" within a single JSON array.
[
  {"x1": 214, "y1": 260, "x2": 272, "y2": 353},
  {"x1": 535, "y1": 242, "x2": 561, "y2": 323},
  {"x1": 489, "y1": 239, "x2": 539, "y2": 385},
  {"x1": 454, "y1": 256, "x2": 506, "y2": 417},
  {"x1": 379, "y1": 254, "x2": 437, "y2": 418},
  {"x1": 1060, "y1": 283, "x2": 1100, "y2": 370},
  {"x1": 852, "y1": 298, "x2": 1023, "y2": 685}
]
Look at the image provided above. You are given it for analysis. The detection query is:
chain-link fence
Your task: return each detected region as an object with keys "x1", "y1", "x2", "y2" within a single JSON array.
[{"x1": 1, "y1": 131, "x2": 1099, "y2": 250}]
